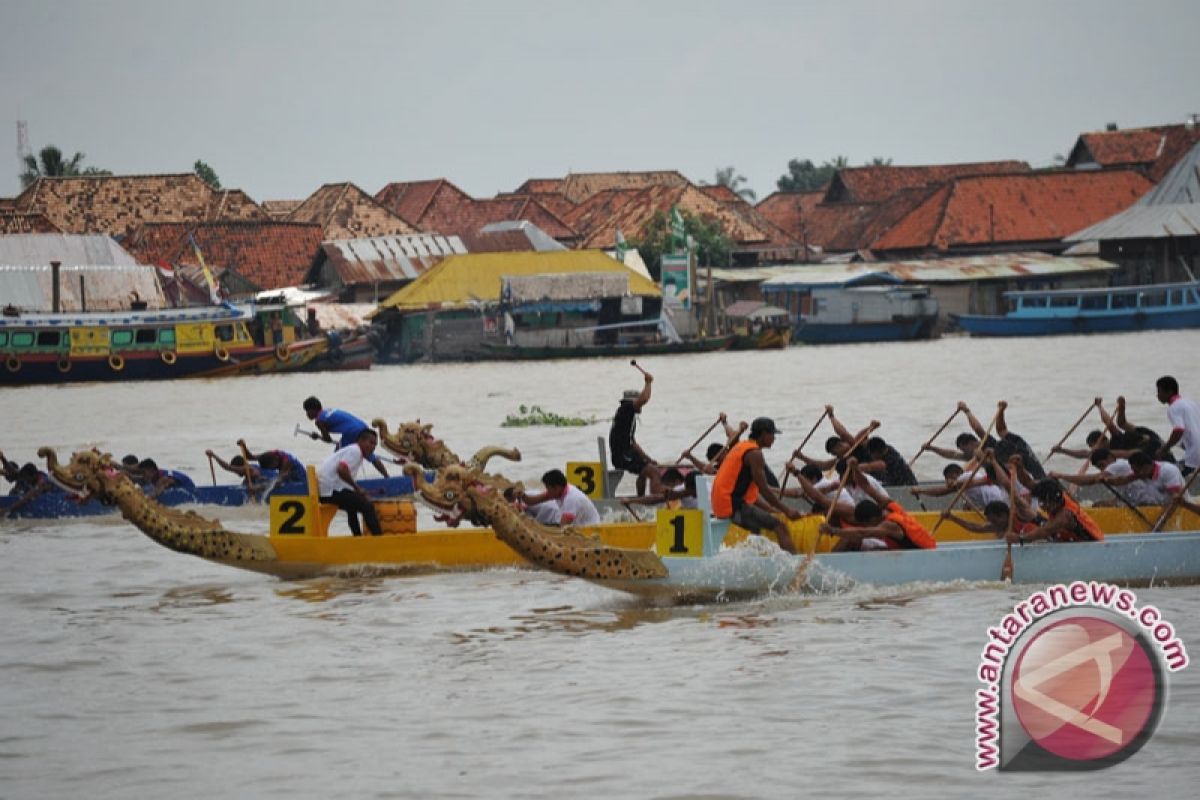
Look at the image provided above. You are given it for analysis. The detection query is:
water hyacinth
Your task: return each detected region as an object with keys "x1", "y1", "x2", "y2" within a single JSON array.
[{"x1": 501, "y1": 404, "x2": 596, "y2": 428}]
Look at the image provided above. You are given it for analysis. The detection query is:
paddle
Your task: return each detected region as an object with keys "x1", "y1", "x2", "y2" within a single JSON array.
[
  {"x1": 778, "y1": 407, "x2": 830, "y2": 494},
  {"x1": 1100, "y1": 482, "x2": 1154, "y2": 529},
  {"x1": 1002, "y1": 455, "x2": 1016, "y2": 581},
  {"x1": 1044, "y1": 397, "x2": 1101, "y2": 463},
  {"x1": 294, "y1": 422, "x2": 319, "y2": 441},
  {"x1": 206, "y1": 453, "x2": 217, "y2": 486},
  {"x1": 815, "y1": 424, "x2": 879, "y2": 541},
  {"x1": 932, "y1": 406, "x2": 1001, "y2": 536},
  {"x1": 1150, "y1": 466, "x2": 1200, "y2": 533},
  {"x1": 909, "y1": 406, "x2": 962, "y2": 468},
  {"x1": 680, "y1": 414, "x2": 725, "y2": 463}
]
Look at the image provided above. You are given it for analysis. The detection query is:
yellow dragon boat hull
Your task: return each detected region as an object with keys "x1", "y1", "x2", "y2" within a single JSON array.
[{"x1": 263, "y1": 505, "x2": 1199, "y2": 574}]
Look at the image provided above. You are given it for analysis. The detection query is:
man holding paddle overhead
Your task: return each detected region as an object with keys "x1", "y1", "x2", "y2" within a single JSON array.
[
  {"x1": 609, "y1": 368, "x2": 665, "y2": 496},
  {"x1": 711, "y1": 417, "x2": 801, "y2": 553},
  {"x1": 925, "y1": 401, "x2": 1046, "y2": 480}
]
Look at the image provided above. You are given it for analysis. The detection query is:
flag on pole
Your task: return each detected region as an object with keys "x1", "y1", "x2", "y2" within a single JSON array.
[
  {"x1": 670, "y1": 206, "x2": 686, "y2": 252},
  {"x1": 615, "y1": 228, "x2": 628, "y2": 262},
  {"x1": 188, "y1": 233, "x2": 221, "y2": 304}
]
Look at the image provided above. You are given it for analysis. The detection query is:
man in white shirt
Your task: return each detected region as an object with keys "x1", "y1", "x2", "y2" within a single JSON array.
[
  {"x1": 521, "y1": 469, "x2": 600, "y2": 527},
  {"x1": 1052, "y1": 448, "x2": 1164, "y2": 506},
  {"x1": 316, "y1": 428, "x2": 382, "y2": 536},
  {"x1": 1157, "y1": 375, "x2": 1200, "y2": 476},
  {"x1": 1123, "y1": 451, "x2": 1185, "y2": 501}
]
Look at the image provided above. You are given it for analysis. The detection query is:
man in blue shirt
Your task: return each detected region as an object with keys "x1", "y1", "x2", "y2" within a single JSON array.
[{"x1": 303, "y1": 396, "x2": 389, "y2": 478}]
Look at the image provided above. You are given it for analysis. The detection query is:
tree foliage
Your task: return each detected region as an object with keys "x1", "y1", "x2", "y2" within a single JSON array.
[
  {"x1": 20, "y1": 145, "x2": 109, "y2": 187},
  {"x1": 709, "y1": 165, "x2": 756, "y2": 201},
  {"x1": 775, "y1": 155, "x2": 892, "y2": 192},
  {"x1": 194, "y1": 159, "x2": 222, "y2": 190},
  {"x1": 629, "y1": 208, "x2": 733, "y2": 278}
]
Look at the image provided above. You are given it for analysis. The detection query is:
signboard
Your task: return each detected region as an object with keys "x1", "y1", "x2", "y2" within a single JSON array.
[{"x1": 660, "y1": 254, "x2": 691, "y2": 309}]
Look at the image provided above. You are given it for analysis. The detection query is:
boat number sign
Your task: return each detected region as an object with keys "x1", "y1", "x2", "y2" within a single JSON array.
[
  {"x1": 566, "y1": 461, "x2": 604, "y2": 499},
  {"x1": 655, "y1": 509, "x2": 704, "y2": 557},
  {"x1": 270, "y1": 495, "x2": 317, "y2": 536}
]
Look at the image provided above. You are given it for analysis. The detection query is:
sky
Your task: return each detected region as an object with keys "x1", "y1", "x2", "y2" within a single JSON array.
[{"x1": 2, "y1": 0, "x2": 1198, "y2": 204}]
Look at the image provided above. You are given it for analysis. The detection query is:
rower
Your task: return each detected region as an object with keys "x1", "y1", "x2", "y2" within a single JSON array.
[
  {"x1": 315, "y1": 428, "x2": 382, "y2": 536},
  {"x1": 818, "y1": 458, "x2": 937, "y2": 552},
  {"x1": 1006, "y1": 479, "x2": 1103, "y2": 545}
]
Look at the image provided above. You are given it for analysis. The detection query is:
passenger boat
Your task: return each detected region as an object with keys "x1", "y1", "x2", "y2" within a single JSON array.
[
  {"x1": 952, "y1": 280, "x2": 1200, "y2": 337},
  {"x1": 790, "y1": 286, "x2": 939, "y2": 344},
  {"x1": 0, "y1": 303, "x2": 327, "y2": 386}
]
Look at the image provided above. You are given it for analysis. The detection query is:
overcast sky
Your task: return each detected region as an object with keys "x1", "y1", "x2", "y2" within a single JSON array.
[{"x1": 2, "y1": 0, "x2": 1197, "y2": 204}]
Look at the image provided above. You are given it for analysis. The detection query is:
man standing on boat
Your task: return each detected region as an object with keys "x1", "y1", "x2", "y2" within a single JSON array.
[
  {"x1": 609, "y1": 373, "x2": 664, "y2": 496},
  {"x1": 303, "y1": 396, "x2": 389, "y2": 479},
  {"x1": 711, "y1": 417, "x2": 801, "y2": 553},
  {"x1": 1156, "y1": 376, "x2": 1200, "y2": 477},
  {"x1": 316, "y1": 428, "x2": 383, "y2": 537}
]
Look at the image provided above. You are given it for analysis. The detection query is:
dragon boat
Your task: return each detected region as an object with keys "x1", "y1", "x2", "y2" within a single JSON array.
[
  {"x1": 482, "y1": 474, "x2": 1200, "y2": 602},
  {"x1": 0, "y1": 472, "x2": 418, "y2": 519},
  {"x1": 36, "y1": 448, "x2": 1200, "y2": 597}
]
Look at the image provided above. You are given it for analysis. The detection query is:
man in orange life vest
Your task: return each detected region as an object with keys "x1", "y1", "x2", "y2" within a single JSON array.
[
  {"x1": 818, "y1": 457, "x2": 938, "y2": 551},
  {"x1": 1005, "y1": 479, "x2": 1104, "y2": 545},
  {"x1": 710, "y1": 417, "x2": 802, "y2": 553}
]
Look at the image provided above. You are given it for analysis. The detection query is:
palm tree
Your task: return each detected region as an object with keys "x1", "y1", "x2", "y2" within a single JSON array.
[
  {"x1": 711, "y1": 166, "x2": 757, "y2": 202},
  {"x1": 20, "y1": 145, "x2": 108, "y2": 187}
]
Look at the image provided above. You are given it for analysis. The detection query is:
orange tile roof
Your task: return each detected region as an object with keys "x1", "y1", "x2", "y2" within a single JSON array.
[
  {"x1": 870, "y1": 169, "x2": 1153, "y2": 253},
  {"x1": 261, "y1": 199, "x2": 303, "y2": 219},
  {"x1": 755, "y1": 191, "x2": 825, "y2": 239},
  {"x1": 700, "y1": 184, "x2": 742, "y2": 203},
  {"x1": 513, "y1": 178, "x2": 565, "y2": 194},
  {"x1": 287, "y1": 183, "x2": 417, "y2": 240},
  {"x1": 557, "y1": 170, "x2": 691, "y2": 204},
  {"x1": 495, "y1": 190, "x2": 577, "y2": 219},
  {"x1": 379, "y1": 180, "x2": 579, "y2": 242},
  {"x1": 0, "y1": 211, "x2": 62, "y2": 234},
  {"x1": 826, "y1": 161, "x2": 1031, "y2": 203},
  {"x1": 563, "y1": 184, "x2": 800, "y2": 255},
  {"x1": 375, "y1": 179, "x2": 471, "y2": 228},
  {"x1": 11, "y1": 173, "x2": 268, "y2": 238},
  {"x1": 1068, "y1": 124, "x2": 1200, "y2": 181},
  {"x1": 125, "y1": 221, "x2": 325, "y2": 290}
]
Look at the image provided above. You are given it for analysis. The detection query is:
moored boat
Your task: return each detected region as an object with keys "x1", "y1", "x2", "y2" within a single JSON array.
[
  {"x1": 0, "y1": 302, "x2": 328, "y2": 385},
  {"x1": 953, "y1": 280, "x2": 1200, "y2": 337}
]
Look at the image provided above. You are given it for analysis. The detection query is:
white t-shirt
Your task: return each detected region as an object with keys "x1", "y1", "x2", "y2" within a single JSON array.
[
  {"x1": 1100, "y1": 459, "x2": 1161, "y2": 505},
  {"x1": 317, "y1": 444, "x2": 366, "y2": 495},
  {"x1": 558, "y1": 484, "x2": 600, "y2": 526},
  {"x1": 1146, "y1": 461, "x2": 1185, "y2": 497},
  {"x1": 1167, "y1": 396, "x2": 1200, "y2": 469},
  {"x1": 956, "y1": 478, "x2": 1006, "y2": 510},
  {"x1": 846, "y1": 473, "x2": 890, "y2": 505}
]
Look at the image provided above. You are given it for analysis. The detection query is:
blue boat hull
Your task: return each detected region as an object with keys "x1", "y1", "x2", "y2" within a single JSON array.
[
  {"x1": 792, "y1": 319, "x2": 930, "y2": 344},
  {"x1": 0, "y1": 475, "x2": 419, "y2": 519},
  {"x1": 954, "y1": 307, "x2": 1200, "y2": 337},
  {"x1": 593, "y1": 532, "x2": 1200, "y2": 600}
]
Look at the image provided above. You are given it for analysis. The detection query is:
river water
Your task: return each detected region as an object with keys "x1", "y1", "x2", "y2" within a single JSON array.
[{"x1": 2, "y1": 330, "x2": 1199, "y2": 798}]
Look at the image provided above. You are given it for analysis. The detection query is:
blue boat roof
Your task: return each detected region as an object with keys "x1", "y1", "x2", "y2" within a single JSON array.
[{"x1": 0, "y1": 302, "x2": 252, "y2": 329}]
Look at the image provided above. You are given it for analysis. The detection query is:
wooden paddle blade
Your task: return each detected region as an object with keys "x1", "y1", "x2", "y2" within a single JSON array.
[{"x1": 1001, "y1": 543, "x2": 1014, "y2": 582}]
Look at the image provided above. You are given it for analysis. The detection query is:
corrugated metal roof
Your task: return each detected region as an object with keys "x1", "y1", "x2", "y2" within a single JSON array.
[
  {"x1": 319, "y1": 233, "x2": 467, "y2": 285},
  {"x1": 0, "y1": 264, "x2": 167, "y2": 311},
  {"x1": 0, "y1": 233, "x2": 140, "y2": 266},
  {"x1": 478, "y1": 220, "x2": 567, "y2": 252},
  {"x1": 504, "y1": 272, "x2": 628, "y2": 302},
  {"x1": 760, "y1": 252, "x2": 1115, "y2": 289},
  {"x1": 1066, "y1": 142, "x2": 1200, "y2": 242},
  {"x1": 374, "y1": 250, "x2": 660, "y2": 314}
]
